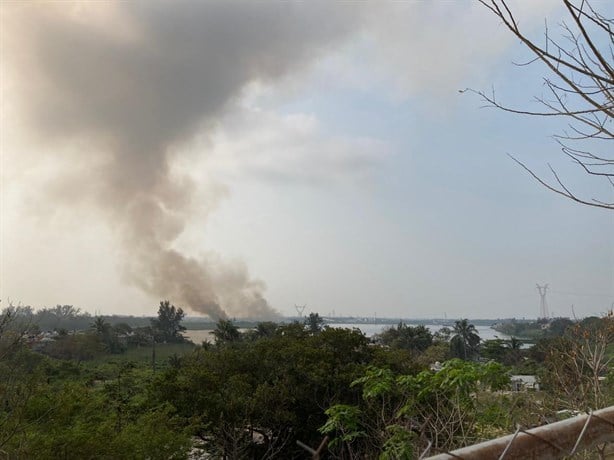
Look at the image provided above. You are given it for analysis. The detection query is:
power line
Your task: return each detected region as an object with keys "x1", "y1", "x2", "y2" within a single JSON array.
[{"x1": 550, "y1": 290, "x2": 613, "y2": 298}]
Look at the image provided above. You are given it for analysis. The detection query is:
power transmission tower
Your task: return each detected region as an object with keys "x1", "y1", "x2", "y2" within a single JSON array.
[
  {"x1": 536, "y1": 284, "x2": 549, "y2": 318},
  {"x1": 295, "y1": 304, "x2": 306, "y2": 318}
]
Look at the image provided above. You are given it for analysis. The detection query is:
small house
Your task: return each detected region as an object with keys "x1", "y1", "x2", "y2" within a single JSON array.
[{"x1": 510, "y1": 375, "x2": 540, "y2": 391}]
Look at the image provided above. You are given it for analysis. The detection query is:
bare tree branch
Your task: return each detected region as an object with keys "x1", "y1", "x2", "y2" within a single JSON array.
[
  {"x1": 508, "y1": 154, "x2": 614, "y2": 209},
  {"x1": 475, "y1": 0, "x2": 613, "y2": 209}
]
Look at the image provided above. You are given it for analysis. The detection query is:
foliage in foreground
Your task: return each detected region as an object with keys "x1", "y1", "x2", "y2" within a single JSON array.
[
  {"x1": 0, "y1": 347, "x2": 190, "y2": 459},
  {"x1": 152, "y1": 325, "x2": 373, "y2": 458},
  {"x1": 321, "y1": 359, "x2": 511, "y2": 458},
  {"x1": 2, "y1": 306, "x2": 613, "y2": 459}
]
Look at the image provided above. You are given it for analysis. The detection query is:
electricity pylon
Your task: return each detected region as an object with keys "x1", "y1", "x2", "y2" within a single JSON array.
[
  {"x1": 295, "y1": 304, "x2": 306, "y2": 318},
  {"x1": 536, "y1": 284, "x2": 549, "y2": 318}
]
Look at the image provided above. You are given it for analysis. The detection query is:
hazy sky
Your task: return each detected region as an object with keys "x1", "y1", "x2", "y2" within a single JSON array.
[{"x1": 2, "y1": 1, "x2": 613, "y2": 319}]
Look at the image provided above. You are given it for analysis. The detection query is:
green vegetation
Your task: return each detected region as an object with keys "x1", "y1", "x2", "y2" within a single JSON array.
[
  {"x1": 450, "y1": 319, "x2": 481, "y2": 360},
  {"x1": 375, "y1": 323, "x2": 432, "y2": 353},
  {"x1": 321, "y1": 359, "x2": 510, "y2": 457},
  {"x1": 151, "y1": 300, "x2": 187, "y2": 343},
  {"x1": 1, "y1": 305, "x2": 612, "y2": 458},
  {"x1": 492, "y1": 317, "x2": 575, "y2": 339}
]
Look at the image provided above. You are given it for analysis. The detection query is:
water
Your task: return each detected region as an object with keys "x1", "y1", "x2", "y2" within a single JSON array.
[
  {"x1": 184, "y1": 329, "x2": 216, "y2": 344},
  {"x1": 183, "y1": 323, "x2": 509, "y2": 343}
]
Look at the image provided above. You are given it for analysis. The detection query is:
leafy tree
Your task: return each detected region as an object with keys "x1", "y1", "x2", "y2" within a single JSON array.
[
  {"x1": 150, "y1": 300, "x2": 186, "y2": 343},
  {"x1": 320, "y1": 381, "x2": 416, "y2": 459},
  {"x1": 0, "y1": 309, "x2": 44, "y2": 451},
  {"x1": 0, "y1": 305, "x2": 36, "y2": 336},
  {"x1": 370, "y1": 346, "x2": 424, "y2": 376},
  {"x1": 112, "y1": 322, "x2": 133, "y2": 335},
  {"x1": 129, "y1": 326, "x2": 155, "y2": 347},
  {"x1": 380, "y1": 425, "x2": 415, "y2": 460},
  {"x1": 0, "y1": 307, "x2": 26, "y2": 361},
  {"x1": 377, "y1": 322, "x2": 433, "y2": 353},
  {"x1": 319, "y1": 404, "x2": 366, "y2": 458},
  {"x1": 546, "y1": 317, "x2": 574, "y2": 337},
  {"x1": 434, "y1": 326, "x2": 452, "y2": 342},
  {"x1": 480, "y1": 337, "x2": 523, "y2": 365},
  {"x1": 212, "y1": 319, "x2": 241, "y2": 345},
  {"x1": 323, "y1": 359, "x2": 510, "y2": 456},
  {"x1": 254, "y1": 321, "x2": 278, "y2": 339},
  {"x1": 4, "y1": 377, "x2": 190, "y2": 459},
  {"x1": 579, "y1": 316, "x2": 602, "y2": 329},
  {"x1": 1, "y1": 322, "x2": 191, "y2": 459},
  {"x1": 43, "y1": 333, "x2": 104, "y2": 361},
  {"x1": 51, "y1": 304, "x2": 81, "y2": 320},
  {"x1": 242, "y1": 321, "x2": 278, "y2": 341},
  {"x1": 450, "y1": 319, "x2": 481, "y2": 360},
  {"x1": 305, "y1": 312, "x2": 324, "y2": 334},
  {"x1": 415, "y1": 341, "x2": 450, "y2": 369},
  {"x1": 481, "y1": 339, "x2": 507, "y2": 360},
  {"x1": 153, "y1": 326, "x2": 372, "y2": 458}
]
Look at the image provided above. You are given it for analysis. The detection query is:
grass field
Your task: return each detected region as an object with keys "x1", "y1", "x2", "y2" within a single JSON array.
[
  {"x1": 81, "y1": 342, "x2": 198, "y2": 376},
  {"x1": 125, "y1": 342, "x2": 196, "y2": 361}
]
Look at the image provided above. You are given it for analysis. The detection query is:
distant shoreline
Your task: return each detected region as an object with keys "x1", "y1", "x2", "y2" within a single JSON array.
[{"x1": 179, "y1": 317, "x2": 523, "y2": 330}]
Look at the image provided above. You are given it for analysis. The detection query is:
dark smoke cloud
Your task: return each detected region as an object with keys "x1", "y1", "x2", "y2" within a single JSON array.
[{"x1": 3, "y1": 2, "x2": 363, "y2": 319}]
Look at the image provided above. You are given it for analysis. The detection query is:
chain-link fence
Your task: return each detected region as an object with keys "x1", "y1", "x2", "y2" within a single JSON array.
[{"x1": 423, "y1": 406, "x2": 614, "y2": 459}]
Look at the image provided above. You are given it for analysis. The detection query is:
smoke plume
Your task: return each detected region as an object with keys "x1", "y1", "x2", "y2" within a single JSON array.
[{"x1": 2, "y1": 2, "x2": 361, "y2": 319}]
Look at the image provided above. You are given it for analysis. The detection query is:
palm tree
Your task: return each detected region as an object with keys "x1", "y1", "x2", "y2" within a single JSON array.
[
  {"x1": 509, "y1": 336, "x2": 522, "y2": 351},
  {"x1": 90, "y1": 316, "x2": 110, "y2": 336},
  {"x1": 450, "y1": 319, "x2": 480, "y2": 360},
  {"x1": 506, "y1": 336, "x2": 523, "y2": 364}
]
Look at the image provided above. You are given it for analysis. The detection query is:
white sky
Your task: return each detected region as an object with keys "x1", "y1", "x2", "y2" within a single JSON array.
[{"x1": 1, "y1": 1, "x2": 613, "y2": 319}]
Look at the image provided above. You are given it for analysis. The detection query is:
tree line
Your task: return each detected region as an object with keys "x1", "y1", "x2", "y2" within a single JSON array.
[{"x1": 1, "y1": 301, "x2": 612, "y2": 458}]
